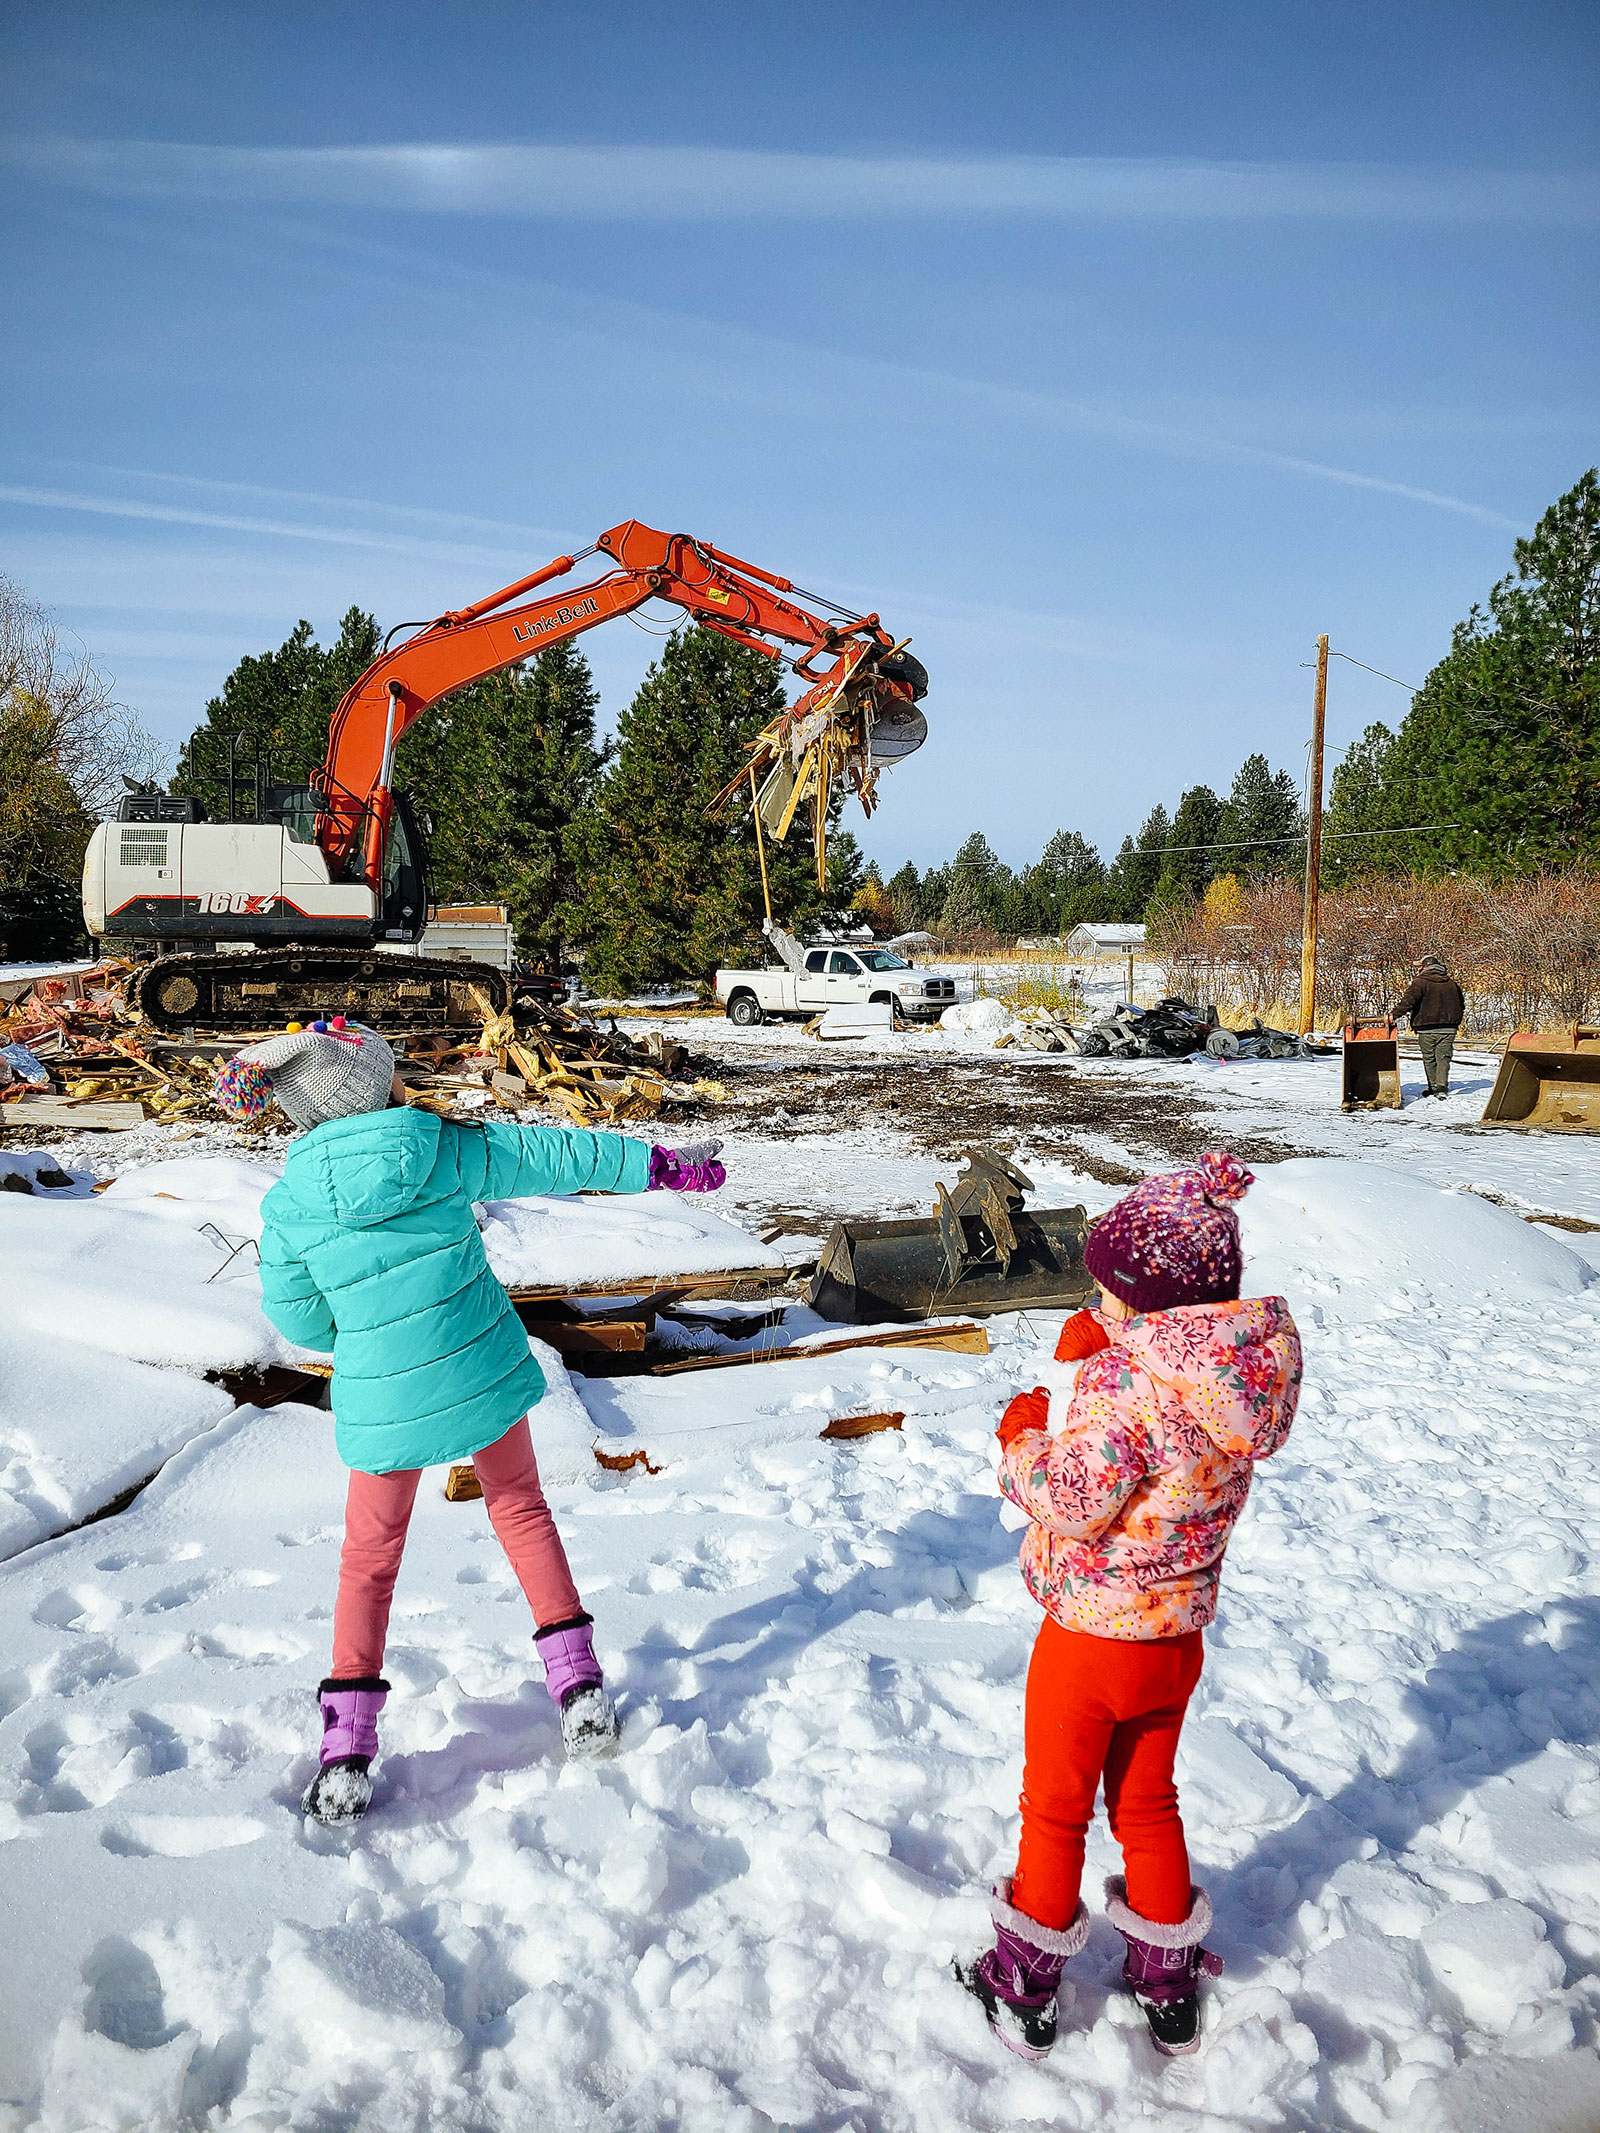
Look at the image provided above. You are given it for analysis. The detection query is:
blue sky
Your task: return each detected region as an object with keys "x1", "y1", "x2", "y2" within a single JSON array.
[{"x1": 1, "y1": 1, "x2": 1596, "y2": 875}]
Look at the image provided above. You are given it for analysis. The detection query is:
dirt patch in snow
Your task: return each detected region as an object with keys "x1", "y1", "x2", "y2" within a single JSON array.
[{"x1": 706, "y1": 1053, "x2": 1318, "y2": 1179}]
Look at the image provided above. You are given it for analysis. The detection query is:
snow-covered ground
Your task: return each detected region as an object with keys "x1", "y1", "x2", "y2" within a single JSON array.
[{"x1": 5, "y1": 1036, "x2": 1600, "y2": 2131}]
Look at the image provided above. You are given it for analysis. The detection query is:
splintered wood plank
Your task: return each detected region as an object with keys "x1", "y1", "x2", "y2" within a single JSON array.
[
  {"x1": 505, "y1": 1265, "x2": 798, "y2": 1304},
  {"x1": 650, "y1": 1321, "x2": 988, "y2": 1376},
  {"x1": 9, "y1": 1097, "x2": 148, "y2": 1130}
]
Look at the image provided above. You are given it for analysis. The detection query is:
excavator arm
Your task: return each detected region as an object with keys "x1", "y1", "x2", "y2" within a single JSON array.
[{"x1": 316, "y1": 520, "x2": 926, "y2": 895}]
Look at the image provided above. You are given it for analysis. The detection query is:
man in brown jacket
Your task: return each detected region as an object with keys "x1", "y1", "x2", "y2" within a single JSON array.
[{"x1": 1390, "y1": 954, "x2": 1466, "y2": 1098}]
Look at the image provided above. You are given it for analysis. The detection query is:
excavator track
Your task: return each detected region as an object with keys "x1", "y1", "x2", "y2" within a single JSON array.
[{"x1": 129, "y1": 948, "x2": 512, "y2": 1036}]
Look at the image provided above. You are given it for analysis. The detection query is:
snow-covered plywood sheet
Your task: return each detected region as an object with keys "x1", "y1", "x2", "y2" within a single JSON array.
[{"x1": 477, "y1": 1190, "x2": 782, "y2": 1289}]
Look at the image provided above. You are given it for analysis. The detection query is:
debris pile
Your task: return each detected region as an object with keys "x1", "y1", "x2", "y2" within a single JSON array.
[
  {"x1": 1076, "y1": 997, "x2": 1216, "y2": 1059},
  {"x1": 995, "y1": 1004, "x2": 1078, "y2": 1053},
  {"x1": 408, "y1": 1005, "x2": 724, "y2": 1128},
  {"x1": 0, "y1": 960, "x2": 723, "y2": 1134},
  {"x1": 1205, "y1": 1018, "x2": 1323, "y2": 1061}
]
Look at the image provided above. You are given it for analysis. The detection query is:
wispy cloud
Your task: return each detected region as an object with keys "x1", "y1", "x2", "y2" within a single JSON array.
[
  {"x1": 4, "y1": 138, "x2": 1596, "y2": 224},
  {"x1": 0, "y1": 481, "x2": 562, "y2": 568}
]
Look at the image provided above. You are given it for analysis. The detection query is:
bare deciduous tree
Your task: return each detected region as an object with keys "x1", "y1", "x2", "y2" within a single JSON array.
[{"x1": 0, "y1": 573, "x2": 163, "y2": 887}]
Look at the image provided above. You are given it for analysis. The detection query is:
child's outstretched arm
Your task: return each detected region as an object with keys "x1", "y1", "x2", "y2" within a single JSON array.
[
  {"x1": 461, "y1": 1120, "x2": 654, "y2": 1202},
  {"x1": 259, "y1": 1218, "x2": 336, "y2": 1352},
  {"x1": 995, "y1": 1360, "x2": 1158, "y2": 1542}
]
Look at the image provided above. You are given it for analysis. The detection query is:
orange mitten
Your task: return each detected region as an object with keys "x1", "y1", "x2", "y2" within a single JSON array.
[
  {"x1": 1055, "y1": 1308, "x2": 1112, "y2": 1363},
  {"x1": 997, "y1": 1387, "x2": 1051, "y2": 1450}
]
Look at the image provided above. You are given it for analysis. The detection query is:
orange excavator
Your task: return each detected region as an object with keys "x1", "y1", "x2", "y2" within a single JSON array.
[{"x1": 81, "y1": 521, "x2": 928, "y2": 1032}]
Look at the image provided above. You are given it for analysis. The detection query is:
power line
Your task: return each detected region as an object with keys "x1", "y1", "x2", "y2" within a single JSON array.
[
  {"x1": 1155, "y1": 821, "x2": 1467, "y2": 856},
  {"x1": 1328, "y1": 650, "x2": 1423, "y2": 692}
]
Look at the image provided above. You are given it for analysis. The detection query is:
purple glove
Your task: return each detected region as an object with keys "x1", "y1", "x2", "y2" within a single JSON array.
[{"x1": 648, "y1": 1140, "x2": 726, "y2": 1193}]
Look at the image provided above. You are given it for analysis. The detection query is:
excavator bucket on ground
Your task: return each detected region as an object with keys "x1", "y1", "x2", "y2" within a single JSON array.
[
  {"x1": 808, "y1": 1149, "x2": 1093, "y2": 1322},
  {"x1": 1480, "y1": 1028, "x2": 1600, "y2": 1132},
  {"x1": 1341, "y1": 1020, "x2": 1403, "y2": 1110}
]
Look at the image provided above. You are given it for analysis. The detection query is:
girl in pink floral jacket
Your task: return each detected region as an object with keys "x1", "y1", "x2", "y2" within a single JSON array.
[{"x1": 957, "y1": 1150, "x2": 1302, "y2": 2064}]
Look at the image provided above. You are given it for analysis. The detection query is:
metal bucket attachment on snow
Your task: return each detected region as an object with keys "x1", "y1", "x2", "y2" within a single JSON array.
[
  {"x1": 1481, "y1": 1028, "x2": 1600, "y2": 1132},
  {"x1": 1341, "y1": 1020, "x2": 1402, "y2": 1110},
  {"x1": 808, "y1": 1148, "x2": 1093, "y2": 1322}
]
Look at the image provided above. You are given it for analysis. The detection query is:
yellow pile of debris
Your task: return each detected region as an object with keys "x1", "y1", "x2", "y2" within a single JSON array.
[{"x1": 402, "y1": 1005, "x2": 724, "y2": 1128}]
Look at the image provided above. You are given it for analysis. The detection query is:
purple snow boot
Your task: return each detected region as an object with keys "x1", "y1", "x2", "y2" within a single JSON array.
[
  {"x1": 1105, "y1": 1877, "x2": 1223, "y2": 2056},
  {"x1": 535, "y1": 1614, "x2": 618, "y2": 1759},
  {"x1": 954, "y1": 1878, "x2": 1090, "y2": 2060},
  {"x1": 301, "y1": 1676, "x2": 388, "y2": 1826}
]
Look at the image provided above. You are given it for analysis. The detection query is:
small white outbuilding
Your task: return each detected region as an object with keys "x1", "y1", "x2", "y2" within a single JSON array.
[{"x1": 1065, "y1": 923, "x2": 1147, "y2": 957}]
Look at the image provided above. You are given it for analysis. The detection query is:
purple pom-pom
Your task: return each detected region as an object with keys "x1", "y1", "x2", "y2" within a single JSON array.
[{"x1": 1198, "y1": 1149, "x2": 1252, "y2": 1206}]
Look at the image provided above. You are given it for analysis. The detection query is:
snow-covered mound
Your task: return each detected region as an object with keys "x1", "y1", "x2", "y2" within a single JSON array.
[
  {"x1": 939, "y1": 996, "x2": 1016, "y2": 1043},
  {"x1": 0, "y1": 1161, "x2": 310, "y2": 1557},
  {"x1": 477, "y1": 1191, "x2": 780, "y2": 1289},
  {"x1": 1240, "y1": 1157, "x2": 1593, "y2": 1324},
  {"x1": 102, "y1": 1156, "x2": 284, "y2": 1240}
]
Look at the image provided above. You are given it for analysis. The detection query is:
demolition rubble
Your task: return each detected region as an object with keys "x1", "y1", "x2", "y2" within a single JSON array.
[{"x1": 0, "y1": 959, "x2": 724, "y2": 1139}]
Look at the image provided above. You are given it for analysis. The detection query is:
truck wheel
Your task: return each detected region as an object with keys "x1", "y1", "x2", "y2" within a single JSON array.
[{"x1": 727, "y1": 992, "x2": 764, "y2": 1027}]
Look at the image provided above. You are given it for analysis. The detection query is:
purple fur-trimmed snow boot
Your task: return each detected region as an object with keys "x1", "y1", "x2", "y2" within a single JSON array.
[
  {"x1": 301, "y1": 1676, "x2": 388, "y2": 1826},
  {"x1": 954, "y1": 1878, "x2": 1091, "y2": 2060},
  {"x1": 535, "y1": 1614, "x2": 618, "y2": 1759},
  {"x1": 1105, "y1": 1877, "x2": 1223, "y2": 2056}
]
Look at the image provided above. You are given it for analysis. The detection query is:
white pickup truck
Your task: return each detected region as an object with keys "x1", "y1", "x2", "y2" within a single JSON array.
[{"x1": 715, "y1": 933, "x2": 957, "y2": 1027}]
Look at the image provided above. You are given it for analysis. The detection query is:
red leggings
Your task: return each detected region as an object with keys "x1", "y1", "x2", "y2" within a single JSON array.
[
  {"x1": 331, "y1": 1417, "x2": 582, "y2": 1677},
  {"x1": 1010, "y1": 1618, "x2": 1203, "y2": 1930}
]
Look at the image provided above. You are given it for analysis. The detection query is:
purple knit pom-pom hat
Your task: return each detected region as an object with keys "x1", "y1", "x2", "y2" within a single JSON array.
[{"x1": 1082, "y1": 1149, "x2": 1254, "y2": 1315}]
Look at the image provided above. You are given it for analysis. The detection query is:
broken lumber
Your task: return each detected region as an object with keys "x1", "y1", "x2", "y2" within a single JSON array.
[
  {"x1": 8, "y1": 1096, "x2": 148, "y2": 1130},
  {"x1": 819, "y1": 1410, "x2": 905, "y2": 1440},
  {"x1": 649, "y1": 1320, "x2": 988, "y2": 1376}
]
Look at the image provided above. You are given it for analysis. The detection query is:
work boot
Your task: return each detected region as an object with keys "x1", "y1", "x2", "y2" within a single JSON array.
[
  {"x1": 954, "y1": 1877, "x2": 1089, "y2": 2061},
  {"x1": 301, "y1": 1676, "x2": 388, "y2": 1825},
  {"x1": 535, "y1": 1615, "x2": 618, "y2": 1759},
  {"x1": 1104, "y1": 1877, "x2": 1222, "y2": 2056}
]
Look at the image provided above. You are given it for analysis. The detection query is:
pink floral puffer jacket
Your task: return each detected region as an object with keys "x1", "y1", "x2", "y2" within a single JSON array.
[{"x1": 998, "y1": 1297, "x2": 1302, "y2": 1640}]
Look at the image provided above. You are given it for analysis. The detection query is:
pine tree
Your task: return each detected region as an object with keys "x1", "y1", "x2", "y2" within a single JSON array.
[
  {"x1": 1368, "y1": 469, "x2": 1600, "y2": 871},
  {"x1": 1104, "y1": 805, "x2": 1171, "y2": 918},
  {"x1": 937, "y1": 867, "x2": 987, "y2": 939},
  {"x1": 1216, "y1": 754, "x2": 1302, "y2": 877},
  {"x1": 938, "y1": 832, "x2": 1003, "y2": 935},
  {"x1": 574, "y1": 627, "x2": 806, "y2": 994},
  {"x1": 824, "y1": 828, "x2": 868, "y2": 915},
  {"x1": 1324, "y1": 722, "x2": 1402, "y2": 881},
  {"x1": 1159, "y1": 785, "x2": 1224, "y2": 902},
  {"x1": 175, "y1": 608, "x2": 381, "y2": 806},
  {"x1": 397, "y1": 642, "x2": 608, "y2": 961},
  {"x1": 885, "y1": 861, "x2": 922, "y2": 930}
]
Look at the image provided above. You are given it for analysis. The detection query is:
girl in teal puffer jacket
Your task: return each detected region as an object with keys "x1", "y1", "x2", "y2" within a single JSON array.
[{"x1": 218, "y1": 1018, "x2": 724, "y2": 1824}]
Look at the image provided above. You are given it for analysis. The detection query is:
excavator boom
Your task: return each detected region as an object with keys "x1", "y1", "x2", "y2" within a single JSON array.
[
  {"x1": 317, "y1": 520, "x2": 925, "y2": 894},
  {"x1": 88, "y1": 519, "x2": 927, "y2": 1035}
]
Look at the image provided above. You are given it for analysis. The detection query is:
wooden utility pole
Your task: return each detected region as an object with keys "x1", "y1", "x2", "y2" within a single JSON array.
[{"x1": 1298, "y1": 633, "x2": 1329, "y2": 1034}]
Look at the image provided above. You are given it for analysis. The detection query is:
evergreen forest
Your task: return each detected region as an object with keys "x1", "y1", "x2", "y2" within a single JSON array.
[{"x1": 2, "y1": 471, "x2": 1596, "y2": 979}]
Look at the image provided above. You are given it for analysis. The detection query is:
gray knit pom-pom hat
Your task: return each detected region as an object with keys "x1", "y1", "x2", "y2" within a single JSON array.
[{"x1": 227, "y1": 1019, "x2": 395, "y2": 1132}]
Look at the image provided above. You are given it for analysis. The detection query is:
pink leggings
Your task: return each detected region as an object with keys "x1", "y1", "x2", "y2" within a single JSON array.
[{"x1": 331, "y1": 1417, "x2": 582, "y2": 1678}]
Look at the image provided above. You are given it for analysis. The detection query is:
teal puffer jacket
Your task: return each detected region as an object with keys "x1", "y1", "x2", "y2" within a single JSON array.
[{"x1": 258, "y1": 1106, "x2": 650, "y2": 1474}]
